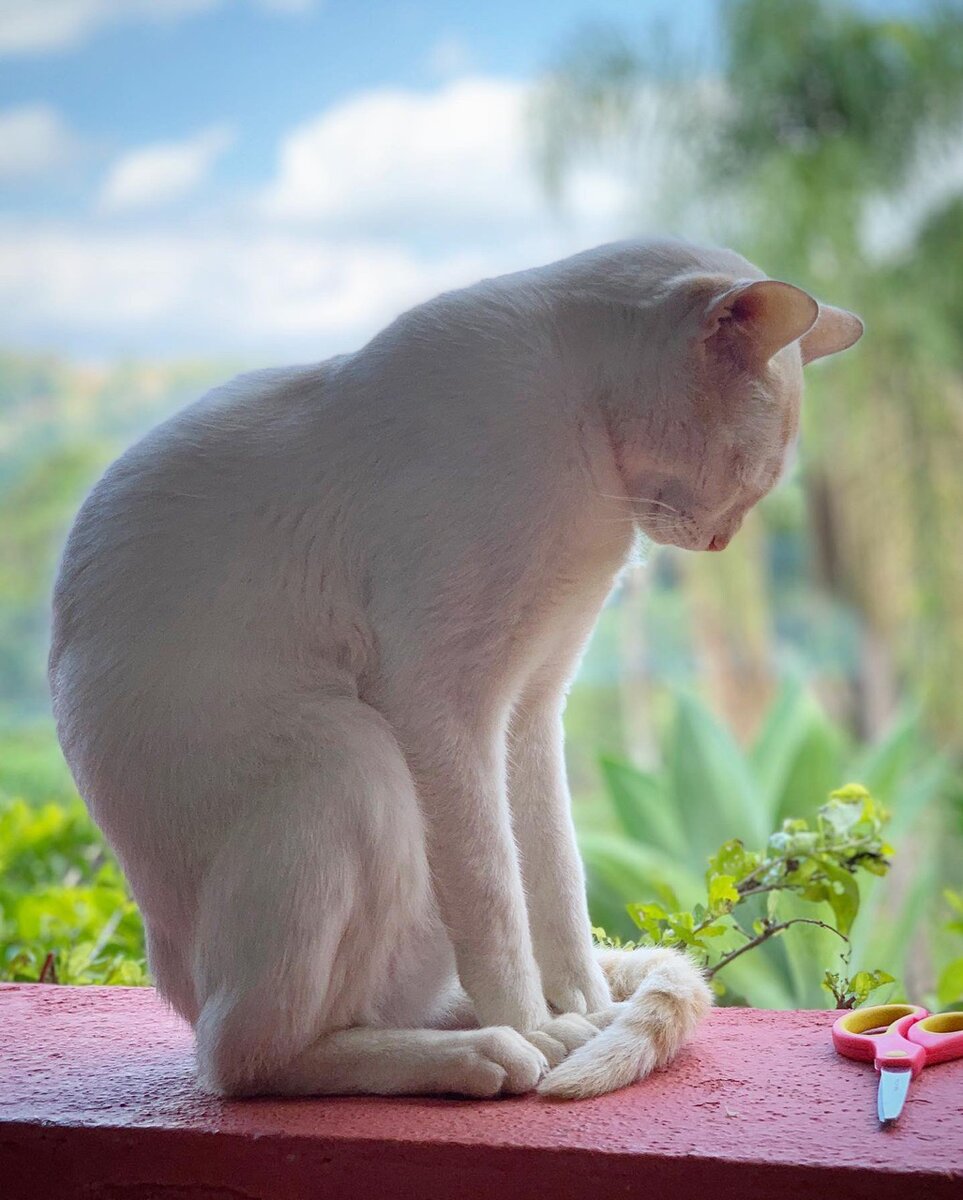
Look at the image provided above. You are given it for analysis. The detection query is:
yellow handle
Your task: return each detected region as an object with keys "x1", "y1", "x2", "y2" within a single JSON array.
[
  {"x1": 916, "y1": 1012, "x2": 963, "y2": 1034},
  {"x1": 835, "y1": 1004, "x2": 922, "y2": 1035}
]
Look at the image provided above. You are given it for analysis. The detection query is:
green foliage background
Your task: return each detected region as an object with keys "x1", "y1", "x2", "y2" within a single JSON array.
[{"x1": 0, "y1": 729, "x2": 146, "y2": 984}]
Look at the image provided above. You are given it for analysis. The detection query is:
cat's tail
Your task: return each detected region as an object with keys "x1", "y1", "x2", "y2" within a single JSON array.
[{"x1": 537, "y1": 946, "x2": 712, "y2": 1100}]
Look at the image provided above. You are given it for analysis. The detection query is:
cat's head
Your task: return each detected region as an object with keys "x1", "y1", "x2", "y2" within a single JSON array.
[{"x1": 614, "y1": 271, "x2": 862, "y2": 552}]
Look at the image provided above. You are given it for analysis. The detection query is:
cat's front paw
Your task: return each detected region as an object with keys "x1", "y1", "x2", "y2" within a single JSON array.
[
  {"x1": 525, "y1": 1012, "x2": 600, "y2": 1068},
  {"x1": 541, "y1": 956, "x2": 611, "y2": 1017},
  {"x1": 449, "y1": 1027, "x2": 550, "y2": 1096}
]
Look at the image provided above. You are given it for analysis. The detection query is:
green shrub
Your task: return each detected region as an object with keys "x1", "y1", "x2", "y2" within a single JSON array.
[
  {"x1": 593, "y1": 783, "x2": 896, "y2": 1008},
  {"x1": 581, "y1": 684, "x2": 954, "y2": 1007},
  {"x1": 0, "y1": 794, "x2": 147, "y2": 985}
]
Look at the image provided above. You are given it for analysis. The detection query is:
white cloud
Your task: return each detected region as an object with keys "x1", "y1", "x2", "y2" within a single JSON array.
[
  {"x1": 98, "y1": 125, "x2": 234, "y2": 213},
  {"x1": 0, "y1": 0, "x2": 215, "y2": 53},
  {"x1": 0, "y1": 0, "x2": 321, "y2": 55},
  {"x1": 0, "y1": 103, "x2": 84, "y2": 179},
  {"x1": 0, "y1": 75, "x2": 666, "y2": 358},
  {"x1": 0, "y1": 220, "x2": 561, "y2": 357},
  {"x1": 260, "y1": 76, "x2": 636, "y2": 239}
]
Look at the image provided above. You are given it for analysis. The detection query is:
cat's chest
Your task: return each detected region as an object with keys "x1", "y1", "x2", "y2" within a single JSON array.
[{"x1": 505, "y1": 520, "x2": 634, "y2": 669}]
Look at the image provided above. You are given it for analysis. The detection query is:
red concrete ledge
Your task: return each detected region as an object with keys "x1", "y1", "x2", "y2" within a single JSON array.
[{"x1": 1, "y1": 984, "x2": 960, "y2": 1200}]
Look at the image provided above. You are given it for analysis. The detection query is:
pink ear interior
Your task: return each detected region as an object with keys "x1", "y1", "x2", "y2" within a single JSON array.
[{"x1": 704, "y1": 280, "x2": 819, "y2": 366}]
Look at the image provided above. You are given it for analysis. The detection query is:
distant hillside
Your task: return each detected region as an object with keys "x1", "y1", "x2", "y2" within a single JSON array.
[
  {"x1": 0, "y1": 350, "x2": 241, "y2": 720},
  {"x1": 0, "y1": 351, "x2": 242, "y2": 485}
]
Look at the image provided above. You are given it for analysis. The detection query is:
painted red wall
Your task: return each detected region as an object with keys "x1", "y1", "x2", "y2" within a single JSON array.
[{"x1": 1, "y1": 984, "x2": 960, "y2": 1199}]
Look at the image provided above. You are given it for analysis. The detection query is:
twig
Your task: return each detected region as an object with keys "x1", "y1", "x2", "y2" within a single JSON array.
[
  {"x1": 38, "y1": 953, "x2": 58, "y2": 984},
  {"x1": 707, "y1": 918, "x2": 847, "y2": 978},
  {"x1": 737, "y1": 882, "x2": 803, "y2": 901}
]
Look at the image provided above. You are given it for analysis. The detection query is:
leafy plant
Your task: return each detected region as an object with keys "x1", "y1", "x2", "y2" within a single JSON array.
[
  {"x1": 0, "y1": 794, "x2": 147, "y2": 985},
  {"x1": 823, "y1": 969, "x2": 896, "y2": 1010},
  {"x1": 581, "y1": 685, "x2": 951, "y2": 1007},
  {"x1": 593, "y1": 784, "x2": 896, "y2": 1008}
]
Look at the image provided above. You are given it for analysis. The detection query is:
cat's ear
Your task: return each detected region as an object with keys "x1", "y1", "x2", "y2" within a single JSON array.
[
  {"x1": 701, "y1": 279, "x2": 819, "y2": 367},
  {"x1": 800, "y1": 304, "x2": 864, "y2": 364}
]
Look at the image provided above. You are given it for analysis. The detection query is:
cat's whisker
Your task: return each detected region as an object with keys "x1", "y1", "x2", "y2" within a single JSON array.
[
  {"x1": 597, "y1": 515, "x2": 680, "y2": 530},
  {"x1": 594, "y1": 492, "x2": 680, "y2": 513},
  {"x1": 597, "y1": 510, "x2": 680, "y2": 523}
]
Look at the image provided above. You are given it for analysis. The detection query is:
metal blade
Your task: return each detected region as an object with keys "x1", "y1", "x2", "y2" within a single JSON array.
[{"x1": 878, "y1": 1068, "x2": 912, "y2": 1123}]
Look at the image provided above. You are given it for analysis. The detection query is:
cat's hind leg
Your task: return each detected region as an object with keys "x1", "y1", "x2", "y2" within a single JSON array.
[
  {"x1": 187, "y1": 696, "x2": 549, "y2": 1098},
  {"x1": 239, "y1": 1025, "x2": 548, "y2": 1098}
]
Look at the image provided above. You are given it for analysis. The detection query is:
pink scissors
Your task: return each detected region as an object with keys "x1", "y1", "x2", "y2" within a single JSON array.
[{"x1": 832, "y1": 1003, "x2": 963, "y2": 1123}]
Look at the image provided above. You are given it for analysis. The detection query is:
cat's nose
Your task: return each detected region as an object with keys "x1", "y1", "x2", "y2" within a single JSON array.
[{"x1": 706, "y1": 533, "x2": 729, "y2": 552}]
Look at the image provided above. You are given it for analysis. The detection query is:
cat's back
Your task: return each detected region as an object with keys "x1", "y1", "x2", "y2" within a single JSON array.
[{"x1": 49, "y1": 358, "x2": 351, "y2": 721}]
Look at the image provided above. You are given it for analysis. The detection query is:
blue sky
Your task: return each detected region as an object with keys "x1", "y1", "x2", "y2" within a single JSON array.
[
  {"x1": 0, "y1": 0, "x2": 942, "y2": 361},
  {"x1": 1, "y1": 2, "x2": 718, "y2": 187}
]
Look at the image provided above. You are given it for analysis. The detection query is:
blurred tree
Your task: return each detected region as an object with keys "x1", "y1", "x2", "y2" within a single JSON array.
[{"x1": 532, "y1": 0, "x2": 963, "y2": 751}]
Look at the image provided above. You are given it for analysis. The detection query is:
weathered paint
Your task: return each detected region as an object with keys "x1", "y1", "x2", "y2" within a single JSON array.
[{"x1": 1, "y1": 983, "x2": 960, "y2": 1199}]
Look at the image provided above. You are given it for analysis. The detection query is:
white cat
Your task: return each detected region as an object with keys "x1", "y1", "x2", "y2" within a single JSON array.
[{"x1": 49, "y1": 239, "x2": 862, "y2": 1099}]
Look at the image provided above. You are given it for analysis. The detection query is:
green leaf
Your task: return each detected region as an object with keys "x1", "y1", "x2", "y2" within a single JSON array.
[
  {"x1": 707, "y1": 838, "x2": 760, "y2": 883},
  {"x1": 669, "y1": 693, "x2": 767, "y2": 860},
  {"x1": 937, "y1": 959, "x2": 963, "y2": 1008},
  {"x1": 820, "y1": 792, "x2": 867, "y2": 839},
  {"x1": 769, "y1": 825, "x2": 819, "y2": 857},
  {"x1": 824, "y1": 969, "x2": 896, "y2": 1009},
  {"x1": 885, "y1": 758, "x2": 951, "y2": 841},
  {"x1": 598, "y1": 755, "x2": 686, "y2": 856},
  {"x1": 776, "y1": 891, "x2": 846, "y2": 1007},
  {"x1": 829, "y1": 783, "x2": 872, "y2": 804},
  {"x1": 851, "y1": 710, "x2": 921, "y2": 800},
  {"x1": 627, "y1": 901, "x2": 670, "y2": 942},
  {"x1": 579, "y1": 830, "x2": 703, "y2": 939},
  {"x1": 818, "y1": 859, "x2": 861, "y2": 936},
  {"x1": 751, "y1": 680, "x2": 844, "y2": 826},
  {"x1": 848, "y1": 855, "x2": 935, "y2": 995},
  {"x1": 708, "y1": 874, "x2": 739, "y2": 914},
  {"x1": 627, "y1": 901, "x2": 667, "y2": 924},
  {"x1": 772, "y1": 720, "x2": 846, "y2": 827}
]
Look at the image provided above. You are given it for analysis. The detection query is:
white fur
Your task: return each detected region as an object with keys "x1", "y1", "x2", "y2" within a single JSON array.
[
  {"x1": 540, "y1": 948, "x2": 713, "y2": 1099},
  {"x1": 49, "y1": 239, "x2": 861, "y2": 1098}
]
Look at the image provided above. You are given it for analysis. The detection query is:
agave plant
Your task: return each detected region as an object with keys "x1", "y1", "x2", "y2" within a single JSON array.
[{"x1": 579, "y1": 681, "x2": 951, "y2": 1007}]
